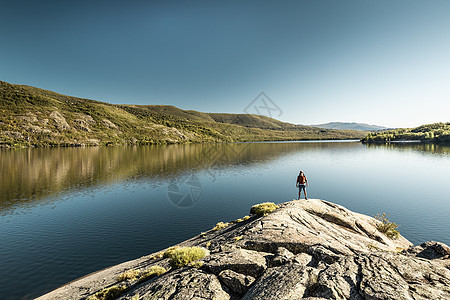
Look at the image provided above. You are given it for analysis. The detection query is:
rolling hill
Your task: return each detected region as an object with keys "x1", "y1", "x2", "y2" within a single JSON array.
[{"x1": 0, "y1": 81, "x2": 365, "y2": 148}]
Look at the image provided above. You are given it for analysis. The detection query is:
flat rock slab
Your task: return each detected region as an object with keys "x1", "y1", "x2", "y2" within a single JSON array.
[
  {"x1": 119, "y1": 268, "x2": 230, "y2": 300},
  {"x1": 38, "y1": 199, "x2": 450, "y2": 300},
  {"x1": 203, "y1": 248, "x2": 270, "y2": 277}
]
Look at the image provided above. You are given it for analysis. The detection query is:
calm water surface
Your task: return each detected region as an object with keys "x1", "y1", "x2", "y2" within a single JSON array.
[{"x1": 1, "y1": 141, "x2": 449, "y2": 299}]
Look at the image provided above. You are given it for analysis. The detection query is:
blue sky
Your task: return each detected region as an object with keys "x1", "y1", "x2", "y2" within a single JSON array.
[{"x1": 1, "y1": 0, "x2": 449, "y2": 128}]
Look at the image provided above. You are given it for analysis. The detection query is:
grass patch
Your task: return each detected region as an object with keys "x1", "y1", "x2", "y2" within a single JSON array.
[
  {"x1": 374, "y1": 213, "x2": 400, "y2": 240},
  {"x1": 250, "y1": 202, "x2": 279, "y2": 217},
  {"x1": 138, "y1": 266, "x2": 166, "y2": 283},
  {"x1": 189, "y1": 261, "x2": 204, "y2": 268},
  {"x1": 234, "y1": 216, "x2": 250, "y2": 223},
  {"x1": 87, "y1": 285, "x2": 128, "y2": 300},
  {"x1": 212, "y1": 221, "x2": 229, "y2": 231},
  {"x1": 117, "y1": 269, "x2": 141, "y2": 282},
  {"x1": 117, "y1": 265, "x2": 166, "y2": 283},
  {"x1": 235, "y1": 216, "x2": 250, "y2": 223},
  {"x1": 164, "y1": 246, "x2": 208, "y2": 269},
  {"x1": 163, "y1": 246, "x2": 178, "y2": 258}
]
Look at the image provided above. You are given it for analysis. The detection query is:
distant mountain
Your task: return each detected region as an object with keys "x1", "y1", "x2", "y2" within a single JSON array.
[
  {"x1": 311, "y1": 122, "x2": 389, "y2": 131},
  {"x1": 0, "y1": 80, "x2": 365, "y2": 148}
]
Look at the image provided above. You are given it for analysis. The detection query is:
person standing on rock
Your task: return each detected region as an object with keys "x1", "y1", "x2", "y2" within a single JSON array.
[{"x1": 296, "y1": 170, "x2": 308, "y2": 200}]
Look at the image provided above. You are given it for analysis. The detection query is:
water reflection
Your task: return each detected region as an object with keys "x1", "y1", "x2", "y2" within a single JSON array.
[
  {"x1": 364, "y1": 142, "x2": 450, "y2": 156},
  {"x1": 0, "y1": 142, "x2": 358, "y2": 215},
  {"x1": 2, "y1": 141, "x2": 447, "y2": 215}
]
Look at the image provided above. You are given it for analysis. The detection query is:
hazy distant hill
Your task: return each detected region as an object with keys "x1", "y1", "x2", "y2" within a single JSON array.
[
  {"x1": 0, "y1": 81, "x2": 365, "y2": 148},
  {"x1": 312, "y1": 122, "x2": 389, "y2": 131}
]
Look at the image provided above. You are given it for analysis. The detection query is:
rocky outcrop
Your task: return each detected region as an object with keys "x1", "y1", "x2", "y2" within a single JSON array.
[
  {"x1": 50, "y1": 110, "x2": 70, "y2": 131},
  {"x1": 38, "y1": 199, "x2": 450, "y2": 300}
]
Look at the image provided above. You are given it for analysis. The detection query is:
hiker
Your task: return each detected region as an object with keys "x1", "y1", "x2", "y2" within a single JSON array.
[{"x1": 296, "y1": 170, "x2": 308, "y2": 200}]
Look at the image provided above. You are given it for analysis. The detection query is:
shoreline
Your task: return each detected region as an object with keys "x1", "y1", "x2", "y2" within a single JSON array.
[{"x1": 1, "y1": 138, "x2": 362, "y2": 149}]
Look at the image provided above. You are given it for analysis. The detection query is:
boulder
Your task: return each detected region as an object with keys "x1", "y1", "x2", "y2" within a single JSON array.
[
  {"x1": 120, "y1": 268, "x2": 230, "y2": 300},
  {"x1": 405, "y1": 241, "x2": 450, "y2": 259},
  {"x1": 218, "y1": 269, "x2": 255, "y2": 295},
  {"x1": 203, "y1": 248, "x2": 270, "y2": 277}
]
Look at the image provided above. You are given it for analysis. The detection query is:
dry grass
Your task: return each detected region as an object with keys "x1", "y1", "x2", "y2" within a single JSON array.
[
  {"x1": 117, "y1": 265, "x2": 166, "y2": 283},
  {"x1": 250, "y1": 202, "x2": 279, "y2": 217},
  {"x1": 164, "y1": 246, "x2": 208, "y2": 268},
  {"x1": 189, "y1": 261, "x2": 204, "y2": 268},
  {"x1": 138, "y1": 266, "x2": 167, "y2": 283},
  {"x1": 117, "y1": 269, "x2": 141, "y2": 282},
  {"x1": 212, "y1": 221, "x2": 229, "y2": 231},
  {"x1": 235, "y1": 215, "x2": 251, "y2": 223},
  {"x1": 87, "y1": 285, "x2": 128, "y2": 300}
]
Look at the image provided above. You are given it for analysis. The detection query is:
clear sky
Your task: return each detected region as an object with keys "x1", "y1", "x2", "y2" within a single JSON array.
[{"x1": 1, "y1": 0, "x2": 450, "y2": 128}]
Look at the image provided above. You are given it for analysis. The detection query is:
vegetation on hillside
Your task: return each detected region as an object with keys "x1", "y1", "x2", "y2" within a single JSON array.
[
  {"x1": 0, "y1": 80, "x2": 364, "y2": 148},
  {"x1": 362, "y1": 123, "x2": 450, "y2": 143}
]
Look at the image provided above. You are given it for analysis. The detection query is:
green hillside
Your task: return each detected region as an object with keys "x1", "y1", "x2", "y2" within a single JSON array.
[
  {"x1": 0, "y1": 80, "x2": 364, "y2": 148},
  {"x1": 362, "y1": 123, "x2": 450, "y2": 143}
]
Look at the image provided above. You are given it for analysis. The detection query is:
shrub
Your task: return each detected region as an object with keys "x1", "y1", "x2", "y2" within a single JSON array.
[
  {"x1": 374, "y1": 213, "x2": 400, "y2": 239},
  {"x1": 212, "y1": 221, "x2": 229, "y2": 231},
  {"x1": 87, "y1": 285, "x2": 127, "y2": 300},
  {"x1": 250, "y1": 202, "x2": 279, "y2": 217},
  {"x1": 164, "y1": 246, "x2": 208, "y2": 268},
  {"x1": 163, "y1": 246, "x2": 177, "y2": 258}
]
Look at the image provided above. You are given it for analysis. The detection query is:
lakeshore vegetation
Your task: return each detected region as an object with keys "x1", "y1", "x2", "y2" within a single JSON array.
[
  {"x1": 0, "y1": 80, "x2": 364, "y2": 148},
  {"x1": 362, "y1": 122, "x2": 450, "y2": 143}
]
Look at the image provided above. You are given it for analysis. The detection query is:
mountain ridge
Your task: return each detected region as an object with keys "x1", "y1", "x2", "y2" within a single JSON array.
[
  {"x1": 311, "y1": 122, "x2": 389, "y2": 131},
  {"x1": 0, "y1": 80, "x2": 364, "y2": 148}
]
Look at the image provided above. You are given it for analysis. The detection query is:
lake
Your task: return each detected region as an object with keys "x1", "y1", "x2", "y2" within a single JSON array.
[{"x1": 1, "y1": 141, "x2": 449, "y2": 299}]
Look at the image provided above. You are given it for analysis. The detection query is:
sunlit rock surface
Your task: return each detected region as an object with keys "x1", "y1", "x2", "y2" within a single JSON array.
[{"x1": 38, "y1": 199, "x2": 450, "y2": 300}]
